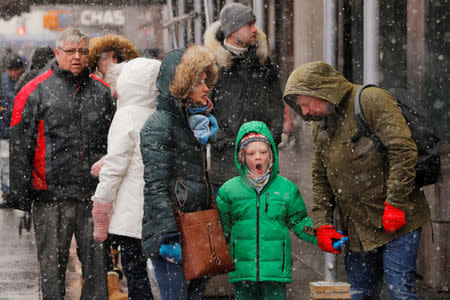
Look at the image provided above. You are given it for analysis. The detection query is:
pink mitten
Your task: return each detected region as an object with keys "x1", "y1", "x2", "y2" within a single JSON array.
[
  {"x1": 91, "y1": 156, "x2": 105, "y2": 177},
  {"x1": 92, "y1": 201, "x2": 112, "y2": 242}
]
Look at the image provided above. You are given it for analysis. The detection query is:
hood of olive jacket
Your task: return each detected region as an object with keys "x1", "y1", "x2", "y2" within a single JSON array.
[
  {"x1": 283, "y1": 61, "x2": 353, "y2": 117},
  {"x1": 234, "y1": 121, "x2": 279, "y2": 183}
]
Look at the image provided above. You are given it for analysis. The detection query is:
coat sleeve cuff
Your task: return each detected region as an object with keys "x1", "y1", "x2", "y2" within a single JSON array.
[{"x1": 159, "y1": 232, "x2": 181, "y2": 245}]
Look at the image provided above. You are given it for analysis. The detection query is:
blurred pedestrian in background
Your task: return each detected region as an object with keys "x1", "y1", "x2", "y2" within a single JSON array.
[
  {"x1": 0, "y1": 52, "x2": 24, "y2": 208},
  {"x1": 15, "y1": 46, "x2": 55, "y2": 94}
]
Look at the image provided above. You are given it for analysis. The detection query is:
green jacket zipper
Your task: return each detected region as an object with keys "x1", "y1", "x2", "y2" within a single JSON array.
[{"x1": 256, "y1": 192, "x2": 260, "y2": 281}]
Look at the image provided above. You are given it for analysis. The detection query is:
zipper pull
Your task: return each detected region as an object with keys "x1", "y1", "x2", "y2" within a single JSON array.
[
  {"x1": 265, "y1": 193, "x2": 269, "y2": 212},
  {"x1": 256, "y1": 193, "x2": 260, "y2": 209}
]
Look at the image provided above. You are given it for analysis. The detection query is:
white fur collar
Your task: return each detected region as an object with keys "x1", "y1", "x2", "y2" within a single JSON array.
[{"x1": 203, "y1": 21, "x2": 269, "y2": 70}]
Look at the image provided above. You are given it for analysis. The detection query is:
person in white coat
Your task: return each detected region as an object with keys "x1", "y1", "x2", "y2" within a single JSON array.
[{"x1": 91, "y1": 57, "x2": 161, "y2": 300}]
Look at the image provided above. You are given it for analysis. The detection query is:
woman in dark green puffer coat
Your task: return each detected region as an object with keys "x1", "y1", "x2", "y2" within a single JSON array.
[
  {"x1": 216, "y1": 120, "x2": 317, "y2": 300},
  {"x1": 140, "y1": 45, "x2": 218, "y2": 300}
]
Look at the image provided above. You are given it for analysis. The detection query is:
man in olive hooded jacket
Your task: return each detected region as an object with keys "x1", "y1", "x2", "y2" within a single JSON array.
[{"x1": 283, "y1": 61, "x2": 430, "y2": 300}]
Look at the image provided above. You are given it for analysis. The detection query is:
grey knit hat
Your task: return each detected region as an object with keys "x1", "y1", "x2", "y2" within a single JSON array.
[{"x1": 220, "y1": 3, "x2": 256, "y2": 38}]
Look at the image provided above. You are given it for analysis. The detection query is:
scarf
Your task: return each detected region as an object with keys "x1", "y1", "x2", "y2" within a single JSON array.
[
  {"x1": 246, "y1": 165, "x2": 272, "y2": 194},
  {"x1": 223, "y1": 39, "x2": 248, "y2": 56}
]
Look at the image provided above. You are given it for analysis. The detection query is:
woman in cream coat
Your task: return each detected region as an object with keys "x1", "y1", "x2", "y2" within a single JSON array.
[{"x1": 91, "y1": 57, "x2": 161, "y2": 300}]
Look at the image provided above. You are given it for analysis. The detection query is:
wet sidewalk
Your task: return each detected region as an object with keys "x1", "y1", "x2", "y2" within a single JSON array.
[
  {"x1": 0, "y1": 209, "x2": 40, "y2": 299},
  {"x1": 0, "y1": 208, "x2": 132, "y2": 300}
]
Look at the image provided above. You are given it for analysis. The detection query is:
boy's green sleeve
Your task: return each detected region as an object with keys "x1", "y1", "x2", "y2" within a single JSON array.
[
  {"x1": 288, "y1": 185, "x2": 318, "y2": 245},
  {"x1": 216, "y1": 187, "x2": 231, "y2": 240}
]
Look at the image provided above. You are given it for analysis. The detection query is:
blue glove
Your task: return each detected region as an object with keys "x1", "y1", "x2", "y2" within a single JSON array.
[
  {"x1": 159, "y1": 243, "x2": 182, "y2": 264},
  {"x1": 332, "y1": 231, "x2": 349, "y2": 250},
  {"x1": 208, "y1": 114, "x2": 219, "y2": 138}
]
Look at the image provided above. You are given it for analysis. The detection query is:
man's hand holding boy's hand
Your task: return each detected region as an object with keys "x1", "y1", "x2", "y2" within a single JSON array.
[{"x1": 316, "y1": 225, "x2": 348, "y2": 254}]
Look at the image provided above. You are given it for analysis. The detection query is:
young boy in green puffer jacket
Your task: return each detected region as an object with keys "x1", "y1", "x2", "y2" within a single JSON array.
[{"x1": 216, "y1": 120, "x2": 318, "y2": 300}]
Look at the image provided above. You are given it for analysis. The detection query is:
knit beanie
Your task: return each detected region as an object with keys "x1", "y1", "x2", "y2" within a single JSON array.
[
  {"x1": 220, "y1": 3, "x2": 256, "y2": 38},
  {"x1": 238, "y1": 132, "x2": 271, "y2": 164},
  {"x1": 29, "y1": 46, "x2": 55, "y2": 70},
  {"x1": 5, "y1": 53, "x2": 24, "y2": 69}
]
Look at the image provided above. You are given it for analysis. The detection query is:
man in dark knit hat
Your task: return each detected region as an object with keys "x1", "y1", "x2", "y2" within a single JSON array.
[
  {"x1": 15, "y1": 46, "x2": 55, "y2": 94},
  {"x1": 204, "y1": 3, "x2": 284, "y2": 193},
  {"x1": 0, "y1": 52, "x2": 24, "y2": 207}
]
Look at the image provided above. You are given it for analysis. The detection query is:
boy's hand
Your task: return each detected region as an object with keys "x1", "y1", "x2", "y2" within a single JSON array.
[
  {"x1": 332, "y1": 232, "x2": 349, "y2": 250},
  {"x1": 316, "y1": 225, "x2": 347, "y2": 254}
]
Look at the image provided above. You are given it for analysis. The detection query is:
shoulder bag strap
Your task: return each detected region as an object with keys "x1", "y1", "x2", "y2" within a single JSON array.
[{"x1": 174, "y1": 178, "x2": 188, "y2": 211}]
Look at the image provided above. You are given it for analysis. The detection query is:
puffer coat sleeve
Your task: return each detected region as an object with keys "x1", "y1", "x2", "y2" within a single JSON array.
[
  {"x1": 140, "y1": 112, "x2": 180, "y2": 257},
  {"x1": 287, "y1": 184, "x2": 317, "y2": 244}
]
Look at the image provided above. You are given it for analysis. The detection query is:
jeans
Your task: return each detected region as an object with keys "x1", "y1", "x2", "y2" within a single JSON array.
[
  {"x1": 345, "y1": 229, "x2": 421, "y2": 300},
  {"x1": 114, "y1": 235, "x2": 152, "y2": 300},
  {"x1": 0, "y1": 139, "x2": 9, "y2": 195},
  {"x1": 151, "y1": 256, "x2": 206, "y2": 300}
]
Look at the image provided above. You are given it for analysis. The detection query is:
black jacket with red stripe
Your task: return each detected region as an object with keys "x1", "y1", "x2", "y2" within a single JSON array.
[{"x1": 10, "y1": 61, "x2": 115, "y2": 212}]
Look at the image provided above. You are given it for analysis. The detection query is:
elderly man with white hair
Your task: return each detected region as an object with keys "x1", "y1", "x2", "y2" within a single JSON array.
[{"x1": 10, "y1": 27, "x2": 115, "y2": 299}]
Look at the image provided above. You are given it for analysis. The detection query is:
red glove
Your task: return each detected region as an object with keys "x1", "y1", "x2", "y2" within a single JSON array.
[
  {"x1": 383, "y1": 202, "x2": 406, "y2": 233},
  {"x1": 316, "y1": 225, "x2": 346, "y2": 254},
  {"x1": 92, "y1": 201, "x2": 112, "y2": 242}
]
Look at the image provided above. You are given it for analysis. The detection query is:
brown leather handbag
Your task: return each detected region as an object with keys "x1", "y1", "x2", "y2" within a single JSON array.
[{"x1": 173, "y1": 180, "x2": 235, "y2": 280}]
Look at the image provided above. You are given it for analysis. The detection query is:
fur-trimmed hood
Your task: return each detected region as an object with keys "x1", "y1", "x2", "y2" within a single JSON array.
[
  {"x1": 203, "y1": 21, "x2": 269, "y2": 70},
  {"x1": 156, "y1": 45, "x2": 218, "y2": 104},
  {"x1": 170, "y1": 45, "x2": 218, "y2": 101},
  {"x1": 88, "y1": 34, "x2": 140, "y2": 71}
]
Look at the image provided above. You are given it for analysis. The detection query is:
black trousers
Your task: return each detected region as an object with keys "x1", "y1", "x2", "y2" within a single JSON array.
[
  {"x1": 33, "y1": 200, "x2": 108, "y2": 300},
  {"x1": 112, "y1": 234, "x2": 153, "y2": 299}
]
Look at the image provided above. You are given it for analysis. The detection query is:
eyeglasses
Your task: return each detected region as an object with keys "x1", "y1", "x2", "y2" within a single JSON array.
[{"x1": 58, "y1": 48, "x2": 89, "y2": 56}]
